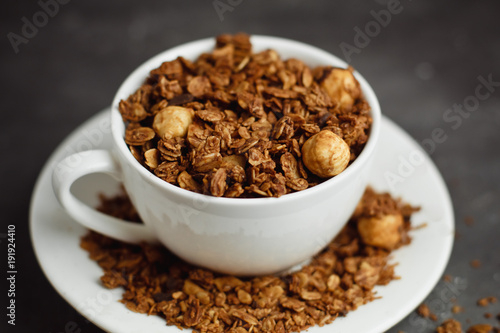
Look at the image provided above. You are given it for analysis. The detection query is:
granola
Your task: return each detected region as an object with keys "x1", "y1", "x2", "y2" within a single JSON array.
[
  {"x1": 119, "y1": 33, "x2": 372, "y2": 198},
  {"x1": 418, "y1": 304, "x2": 438, "y2": 321},
  {"x1": 82, "y1": 187, "x2": 416, "y2": 332},
  {"x1": 437, "y1": 319, "x2": 462, "y2": 333},
  {"x1": 467, "y1": 324, "x2": 494, "y2": 333}
]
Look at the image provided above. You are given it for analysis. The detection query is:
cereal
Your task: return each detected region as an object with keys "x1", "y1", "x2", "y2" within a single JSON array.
[
  {"x1": 471, "y1": 259, "x2": 482, "y2": 268},
  {"x1": 464, "y1": 216, "x2": 475, "y2": 226},
  {"x1": 357, "y1": 214, "x2": 404, "y2": 250},
  {"x1": 428, "y1": 295, "x2": 500, "y2": 333},
  {"x1": 353, "y1": 187, "x2": 418, "y2": 250},
  {"x1": 417, "y1": 304, "x2": 437, "y2": 321},
  {"x1": 153, "y1": 106, "x2": 195, "y2": 139},
  {"x1": 119, "y1": 33, "x2": 372, "y2": 197},
  {"x1": 319, "y1": 67, "x2": 361, "y2": 111},
  {"x1": 437, "y1": 319, "x2": 462, "y2": 333},
  {"x1": 82, "y1": 187, "x2": 416, "y2": 333}
]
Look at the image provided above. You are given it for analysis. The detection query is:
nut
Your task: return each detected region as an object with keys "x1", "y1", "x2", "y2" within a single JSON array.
[
  {"x1": 299, "y1": 289, "x2": 322, "y2": 301},
  {"x1": 320, "y1": 68, "x2": 361, "y2": 110},
  {"x1": 263, "y1": 285, "x2": 284, "y2": 299},
  {"x1": 153, "y1": 106, "x2": 195, "y2": 139},
  {"x1": 183, "y1": 280, "x2": 206, "y2": 296},
  {"x1": 357, "y1": 213, "x2": 403, "y2": 250},
  {"x1": 301, "y1": 130, "x2": 350, "y2": 178},
  {"x1": 120, "y1": 34, "x2": 373, "y2": 198},
  {"x1": 354, "y1": 261, "x2": 379, "y2": 290}
]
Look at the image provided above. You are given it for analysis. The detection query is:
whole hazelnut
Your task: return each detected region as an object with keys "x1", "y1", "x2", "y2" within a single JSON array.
[
  {"x1": 301, "y1": 130, "x2": 350, "y2": 178},
  {"x1": 153, "y1": 106, "x2": 195, "y2": 139},
  {"x1": 357, "y1": 213, "x2": 403, "y2": 250}
]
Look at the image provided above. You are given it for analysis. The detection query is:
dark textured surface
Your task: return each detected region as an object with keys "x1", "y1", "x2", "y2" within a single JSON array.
[{"x1": 1, "y1": 0, "x2": 499, "y2": 332}]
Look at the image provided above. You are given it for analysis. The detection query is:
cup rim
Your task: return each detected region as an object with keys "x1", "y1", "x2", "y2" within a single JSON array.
[{"x1": 111, "y1": 35, "x2": 381, "y2": 207}]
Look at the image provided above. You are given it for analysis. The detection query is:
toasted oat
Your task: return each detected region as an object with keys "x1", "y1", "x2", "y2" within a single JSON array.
[
  {"x1": 124, "y1": 126, "x2": 155, "y2": 146},
  {"x1": 353, "y1": 187, "x2": 418, "y2": 250}
]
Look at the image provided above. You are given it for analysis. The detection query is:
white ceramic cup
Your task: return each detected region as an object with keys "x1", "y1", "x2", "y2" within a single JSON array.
[{"x1": 52, "y1": 36, "x2": 381, "y2": 276}]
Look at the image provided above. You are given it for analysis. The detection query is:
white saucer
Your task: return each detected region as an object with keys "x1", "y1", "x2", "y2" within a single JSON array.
[{"x1": 30, "y1": 108, "x2": 454, "y2": 333}]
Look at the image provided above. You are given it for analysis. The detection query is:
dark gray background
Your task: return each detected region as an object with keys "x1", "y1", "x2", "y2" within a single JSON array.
[{"x1": 1, "y1": 0, "x2": 499, "y2": 332}]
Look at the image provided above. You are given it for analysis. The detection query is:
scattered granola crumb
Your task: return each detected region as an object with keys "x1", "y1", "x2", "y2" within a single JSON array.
[
  {"x1": 466, "y1": 324, "x2": 493, "y2": 333},
  {"x1": 81, "y1": 187, "x2": 417, "y2": 332},
  {"x1": 444, "y1": 274, "x2": 453, "y2": 282},
  {"x1": 471, "y1": 260, "x2": 482, "y2": 268},
  {"x1": 478, "y1": 297, "x2": 498, "y2": 307},
  {"x1": 484, "y1": 313, "x2": 492, "y2": 319},
  {"x1": 118, "y1": 33, "x2": 373, "y2": 198},
  {"x1": 417, "y1": 304, "x2": 431, "y2": 317},
  {"x1": 452, "y1": 305, "x2": 465, "y2": 314},
  {"x1": 437, "y1": 319, "x2": 462, "y2": 333},
  {"x1": 418, "y1": 304, "x2": 438, "y2": 321},
  {"x1": 464, "y1": 216, "x2": 475, "y2": 226}
]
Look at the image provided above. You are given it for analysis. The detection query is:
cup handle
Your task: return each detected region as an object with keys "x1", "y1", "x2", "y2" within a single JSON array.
[{"x1": 52, "y1": 149, "x2": 157, "y2": 243}]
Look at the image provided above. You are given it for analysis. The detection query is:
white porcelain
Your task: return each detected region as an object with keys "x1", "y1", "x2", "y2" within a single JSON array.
[
  {"x1": 32, "y1": 109, "x2": 454, "y2": 332},
  {"x1": 51, "y1": 36, "x2": 381, "y2": 276}
]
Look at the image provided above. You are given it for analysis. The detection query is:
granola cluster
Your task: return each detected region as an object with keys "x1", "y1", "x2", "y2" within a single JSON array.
[
  {"x1": 81, "y1": 187, "x2": 416, "y2": 333},
  {"x1": 119, "y1": 33, "x2": 372, "y2": 198},
  {"x1": 436, "y1": 320, "x2": 500, "y2": 333}
]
